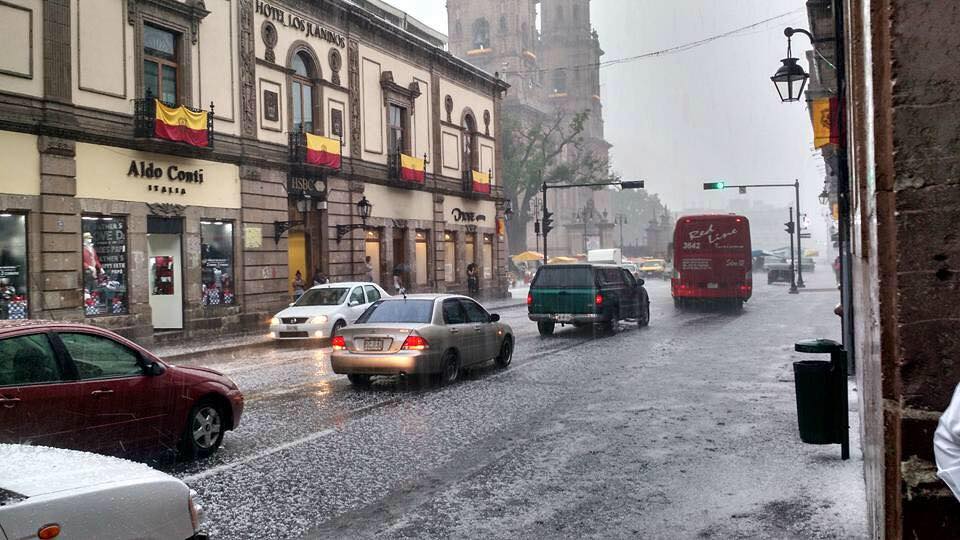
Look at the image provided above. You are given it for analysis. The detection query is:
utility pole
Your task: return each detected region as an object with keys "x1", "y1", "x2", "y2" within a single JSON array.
[
  {"x1": 795, "y1": 179, "x2": 805, "y2": 288},
  {"x1": 786, "y1": 206, "x2": 798, "y2": 294}
]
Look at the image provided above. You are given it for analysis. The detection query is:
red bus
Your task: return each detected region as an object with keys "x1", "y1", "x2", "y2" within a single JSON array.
[{"x1": 671, "y1": 214, "x2": 752, "y2": 309}]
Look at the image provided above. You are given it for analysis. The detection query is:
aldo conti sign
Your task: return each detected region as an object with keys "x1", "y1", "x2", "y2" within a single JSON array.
[{"x1": 75, "y1": 143, "x2": 241, "y2": 209}]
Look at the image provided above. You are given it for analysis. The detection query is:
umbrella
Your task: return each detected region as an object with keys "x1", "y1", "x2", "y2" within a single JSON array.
[
  {"x1": 548, "y1": 256, "x2": 578, "y2": 264},
  {"x1": 512, "y1": 251, "x2": 544, "y2": 262}
]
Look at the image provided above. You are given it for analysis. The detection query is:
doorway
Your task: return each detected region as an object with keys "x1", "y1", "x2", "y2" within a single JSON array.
[
  {"x1": 147, "y1": 217, "x2": 183, "y2": 330},
  {"x1": 287, "y1": 230, "x2": 306, "y2": 296},
  {"x1": 365, "y1": 229, "x2": 381, "y2": 284},
  {"x1": 392, "y1": 231, "x2": 406, "y2": 290}
]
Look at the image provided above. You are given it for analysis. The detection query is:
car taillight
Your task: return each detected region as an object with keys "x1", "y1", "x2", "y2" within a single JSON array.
[
  {"x1": 331, "y1": 335, "x2": 346, "y2": 350},
  {"x1": 595, "y1": 294, "x2": 603, "y2": 305},
  {"x1": 526, "y1": 293, "x2": 533, "y2": 305},
  {"x1": 401, "y1": 334, "x2": 429, "y2": 350}
]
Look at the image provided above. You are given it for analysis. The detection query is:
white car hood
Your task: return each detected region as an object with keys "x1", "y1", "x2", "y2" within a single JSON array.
[
  {"x1": 0, "y1": 444, "x2": 172, "y2": 498},
  {"x1": 275, "y1": 305, "x2": 343, "y2": 318}
]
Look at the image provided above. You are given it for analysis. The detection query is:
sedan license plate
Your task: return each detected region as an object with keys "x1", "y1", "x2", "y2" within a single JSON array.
[
  {"x1": 707, "y1": 283, "x2": 719, "y2": 289},
  {"x1": 556, "y1": 314, "x2": 573, "y2": 322},
  {"x1": 363, "y1": 338, "x2": 384, "y2": 351},
  {"x1": 286, "y1": 325, "x2": 300, "y2": 331}
]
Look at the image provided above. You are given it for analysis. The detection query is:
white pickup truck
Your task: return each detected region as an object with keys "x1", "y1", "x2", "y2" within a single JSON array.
[{"x1": 0, "y1": 444, "x2": 206, "y2": 540}]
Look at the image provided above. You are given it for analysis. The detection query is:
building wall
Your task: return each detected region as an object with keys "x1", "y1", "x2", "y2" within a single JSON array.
[{"x1": 849, "y1": 0, "x2": 960, "y2": 536}]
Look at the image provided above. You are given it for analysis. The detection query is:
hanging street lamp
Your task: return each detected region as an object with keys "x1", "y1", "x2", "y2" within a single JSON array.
[{"x1": 771, "y1": 28, "x2": 812, "y2": 103}]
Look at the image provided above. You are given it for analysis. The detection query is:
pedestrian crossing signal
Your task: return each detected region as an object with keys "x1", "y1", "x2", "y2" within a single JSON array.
[{"x1": 703, "y1": 181, "x2": 726, "y2": 190}]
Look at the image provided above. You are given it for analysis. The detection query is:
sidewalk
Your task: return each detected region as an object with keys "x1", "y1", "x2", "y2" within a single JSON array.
[{"x1": 153, "y1": 288, "x2": 530, "y2": 362}]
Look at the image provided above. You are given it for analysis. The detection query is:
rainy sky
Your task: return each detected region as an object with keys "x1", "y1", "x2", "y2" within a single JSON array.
[{"x1": 386, "y1": 0, "x2": 822, "y2": 216}]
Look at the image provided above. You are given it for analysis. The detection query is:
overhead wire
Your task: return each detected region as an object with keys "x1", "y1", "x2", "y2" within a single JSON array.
[{"x1": 501, "y1": 7, "x2": 807, "y2": 76}]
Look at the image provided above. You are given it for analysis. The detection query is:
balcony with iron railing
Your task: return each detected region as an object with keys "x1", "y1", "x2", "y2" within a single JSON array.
[
  {"x1": 288, "y1": 128, "x2": 343, "y2": 177},
  {"x1": 133, "y1": 91, "x2": 214, "y2": 149}
]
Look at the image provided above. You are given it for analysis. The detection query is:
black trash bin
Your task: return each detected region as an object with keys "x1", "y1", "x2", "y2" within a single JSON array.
[{"x1": 793, "y1": 360, "x2": 837, "y2": 444}]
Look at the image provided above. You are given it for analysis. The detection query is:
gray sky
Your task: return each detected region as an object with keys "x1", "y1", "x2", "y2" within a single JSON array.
[{"x1": 387, "y1": 0, "x2": 821, "y2": 214}]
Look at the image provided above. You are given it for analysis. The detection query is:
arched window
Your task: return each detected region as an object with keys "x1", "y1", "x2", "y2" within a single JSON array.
[
  {"x1": 463, "y1": 113, "x2": 477, "y2": 172},
  {"x1": 290, "y1": 50, "x2": 317, "y2": 133},
  {"x1": 499, "y1": 15, "x2": 508, "y2": 33},
  {"x1": 472, "y1": 18, "x2": 490, "y2": 49}
]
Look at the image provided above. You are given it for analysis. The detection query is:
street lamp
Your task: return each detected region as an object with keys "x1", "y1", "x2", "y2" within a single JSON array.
[
  {"x1": 614, "y1": 214, "x2": 628, "y2": 250},
  {"x1": 819, "y1": 189, "x2": 831, "y2": 205},
  {"x1": 771, "y1": 28, "x2": 811, "y2": 103},
  {"x1": 336, "y1": 196, "x2": 373, "y2": 243}
]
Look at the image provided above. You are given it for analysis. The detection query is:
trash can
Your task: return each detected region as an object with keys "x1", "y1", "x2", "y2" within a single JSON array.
[{"x1": 793, "y1": 360, "x2": 837, "y2": 444}]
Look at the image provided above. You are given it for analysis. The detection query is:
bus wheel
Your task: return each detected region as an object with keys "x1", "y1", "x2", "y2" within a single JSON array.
[{"x1": 673, "y1": 297, "x2": 683, "y2": 310}]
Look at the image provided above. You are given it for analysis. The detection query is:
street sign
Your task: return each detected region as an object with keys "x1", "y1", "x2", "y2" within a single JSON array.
[
  {"x1": 738, "y1": 186, "x2": 747, "y2": 194},
  {"x1": 620, "y1": 180, "x2": 645, "y2": 189},
  {"x1": 800, "y1": 233, "x2": 812, "y2": 239}
]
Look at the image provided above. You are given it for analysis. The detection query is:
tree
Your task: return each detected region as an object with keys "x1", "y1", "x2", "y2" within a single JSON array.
[{"x1": 502, "y1": 109, "x2": 616, "y2": 253}]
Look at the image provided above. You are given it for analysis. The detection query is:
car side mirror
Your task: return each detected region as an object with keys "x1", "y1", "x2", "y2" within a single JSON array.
[
  {"x1": 289, "y1": 302, "x2": 295, "y2": 307},
  {"x1": 489, "y1": 313, "x2": 501, "y2": 322},
  {"x1": 349, "y1": 300, "x2": 360, "y2": 307},
  {"x1": 144, "y1": 361, "x2": 166, "y2": 376},
  {"x1": 637, "y1": 278, "x2": 645, "y2": 287}
]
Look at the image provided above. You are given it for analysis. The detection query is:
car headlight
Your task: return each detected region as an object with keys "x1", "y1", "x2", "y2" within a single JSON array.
[
  {"x1": 270, "y1": 317, "x2": 280, "y2": 326},
  {"x1": 309, "y1": 315, "x2": 328, "y2": 324}
]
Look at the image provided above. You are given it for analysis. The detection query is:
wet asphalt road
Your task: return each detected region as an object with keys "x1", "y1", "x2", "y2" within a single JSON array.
[{"x1": 158, "y1": 272, "x2": 866, "y2": 539}]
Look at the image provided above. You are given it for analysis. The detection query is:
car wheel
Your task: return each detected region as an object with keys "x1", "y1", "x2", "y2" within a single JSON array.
[
  {"x1": 179, "y1": 399, "x2": 226, "y2": 460},
  {"x1": 495, "y1": 337, "x2": 513, "y2": 368},
  {"x1": 638, "y1": 303, "x2": 650, "y2": 327},
  {"x1": 537, "y1": 321, "x2": 555, "y2": 336},
  {"x1": 440, "y1": 350, "x2": 460, "y2": 385},
  {"x1": 347, "y1": 373, "x2": 372, "y2": 387},
  {"x1": 331, "y1": 319, "x2": 346, "y2": 337}
]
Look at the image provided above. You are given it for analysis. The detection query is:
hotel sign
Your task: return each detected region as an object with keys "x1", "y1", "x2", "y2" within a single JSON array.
[{"x1": 255, "y1": 1, "x2": 346, "y2": 47}]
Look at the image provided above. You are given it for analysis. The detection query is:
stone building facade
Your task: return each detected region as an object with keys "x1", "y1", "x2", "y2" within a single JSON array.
[
  {"x1": 0, "y1": 0, "x2": 509, "y2": 344},
  {"x1": 446, "y1": 0, "x2": 615, "y2": 257}
]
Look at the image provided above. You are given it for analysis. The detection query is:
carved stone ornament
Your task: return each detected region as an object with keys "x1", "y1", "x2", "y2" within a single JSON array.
[
  {"x1": 329, "y1": 48, "x2": 342, "y2": 86},
  {"x1": 444, "y1": 95, "x2": 453, "y2": 122},
  {"x1": 347, "y1": 39, "x2": 361, "y2": 158},
  {"x1": 380, "y1": 72, "x2": 421, "y2": 112},
  {"x1": 483, "y1": 109, "x2": 491, "y2": 135},
  {"x1": 147, "y1": 203, "x2": 186, "y2": 217},
  {"x1": 261, "y1": 21, "x2": 278, "y2": 63},
  {"x1": 239, "y1": 0, "x2": 257, "y2": 138}
]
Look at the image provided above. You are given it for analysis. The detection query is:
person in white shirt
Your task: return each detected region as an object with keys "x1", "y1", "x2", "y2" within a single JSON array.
[{"x1": 934, "y1": 383, "x2": 960, "y2": 501}]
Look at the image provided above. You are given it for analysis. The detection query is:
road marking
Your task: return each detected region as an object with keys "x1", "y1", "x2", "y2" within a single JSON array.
[{"x1": 182, "y1": 427, "x2": 337, "y2": 483}]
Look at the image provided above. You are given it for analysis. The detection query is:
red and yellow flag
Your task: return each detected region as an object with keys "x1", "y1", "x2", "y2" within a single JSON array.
[
  {"x1": 399, "y1": 153, "x2": 425, "y2": 183},
  {"x1": 472, "y1": 170, "x2": 491, "y2": 194},
  {"x1": 154, "y1": 100, "x2": 209, "y2": 147},
  {"x1": 305, "y1": 134, "x2": 341, "y2": 169},
  {"x1": 812, "y1": 97, "x2": 839, "y2": 148}
]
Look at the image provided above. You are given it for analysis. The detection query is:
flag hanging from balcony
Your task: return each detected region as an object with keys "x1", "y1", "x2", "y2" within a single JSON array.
[
  {"x1": 154, "y1": 100, "x2": 209, "y2": 147},
  {"x1": 812, "y1": 97, "x2": 840, "y2": 148},
  {"x1": 305, "y1": 134, "x2": 342, "y2": 169},
  {"x1": 399, "y1": 153, "x2": 425, "y2": 183},
  {"x1": 471, "y1": 170, "x2": 491, "y2": 193}
]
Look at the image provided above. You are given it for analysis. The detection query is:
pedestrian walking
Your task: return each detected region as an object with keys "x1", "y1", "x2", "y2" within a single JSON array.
[
  {"x1": 935, "y1": 382, "x2": 960, "y2": 501},
  {"x1": 392, "y1": 263, "x2": 404, "y2": 294},
  {"x1": 833, "y1": 255, "x2": 841, "y2": 285},
  {"x1": 312, "y1": 268, "x2": 327, "y2": 286},
  {"x1": 292, "y1": 270, "x2": 306, "y2": 301},
  {"x1": 364, "y1": 256, "x2": 374, "y2": 282}
]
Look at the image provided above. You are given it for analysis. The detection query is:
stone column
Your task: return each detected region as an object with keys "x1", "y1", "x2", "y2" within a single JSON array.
[
  {"x1": 239, "y1": 165, "x2": 288, "y2": 330},
  {"x1": 37, "y1": 137, "x2": 81, "y2": 320}
]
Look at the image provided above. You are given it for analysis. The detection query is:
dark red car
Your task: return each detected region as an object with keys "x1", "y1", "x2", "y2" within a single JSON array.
[{"x1": 0, "y1": 320, "x2": 243, "y2": 460}]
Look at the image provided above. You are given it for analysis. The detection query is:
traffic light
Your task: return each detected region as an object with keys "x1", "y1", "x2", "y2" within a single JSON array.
[
  {"x1": 703, "y1": 181, "x2": 726, "y2": 190},
  {"x1": 620, "y1": 180, "x2": 645, "y2": 189},
  {"x1": 534, "y1": 220, "x2": 541, "y2": 234},
  {"x1": 785, "y1": 221, "x2": 795, "y2": 234},
  {"x1": 542, "y1": 210, "x2": 554, "y2": 235}
]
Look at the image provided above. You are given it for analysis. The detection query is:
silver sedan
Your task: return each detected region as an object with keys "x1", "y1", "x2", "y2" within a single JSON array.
[{"x1": 330, "y1": 294, "x2": 514, "y2": 386}]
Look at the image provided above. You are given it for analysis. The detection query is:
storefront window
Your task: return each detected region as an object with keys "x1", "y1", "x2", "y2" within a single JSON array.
[
  {"x1": 482, "y1": 234, "x2": 494, "y2": 280},
  {"x1": 82, "y1": 216, "x2": 128, "y2": 316},
  {"x1": 0, "y1": 213, "x2": 28, "y2": 320},
  {"x1": 444, "y1": 231, "x2": 456, "y2": 283},
  {"x1": 415, "y1": 230, "x2": 428, "y2": 287},
  {"x1": 201, "y1": 221, "x2": 235, "y2": 306},
  {"x1": 465, "y1": 233, "x2": 476, "y2": 276}
]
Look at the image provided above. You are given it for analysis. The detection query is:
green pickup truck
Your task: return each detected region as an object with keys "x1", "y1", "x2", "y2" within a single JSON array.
[{"x1": 527, "y1": 264, "x2": 650, "y2": 335}]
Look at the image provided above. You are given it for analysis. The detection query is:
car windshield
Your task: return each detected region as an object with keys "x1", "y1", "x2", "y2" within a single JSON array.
[
  {"x1": 532, "y1": 267, "x2": 594, "y2": 288},
  {"x1": 355, "y1": 299, "x2": 434, "y2": 323},
  {"x1": 295, "y1": 288, "x2": 349, "y2": 306}
]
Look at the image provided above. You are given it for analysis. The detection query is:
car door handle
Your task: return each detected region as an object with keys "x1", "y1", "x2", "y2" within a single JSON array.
[
  {"x1": 473, "y1": 326, "x2": 482, "y2": 332},
  {"x1": 449, "y1": 328, "x2": 459, "y2": 333},
  {"x1": 91, "y1": 389, "x2": 115, "y2": 397},
  {"x1": 0, "y1": 397, "x2": 21, "y2": 408}
]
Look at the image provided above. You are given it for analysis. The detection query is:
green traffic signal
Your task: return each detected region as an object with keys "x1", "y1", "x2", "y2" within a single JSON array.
[{"x1": 703, "y1": 181, "x2": 726, "y2": 190}]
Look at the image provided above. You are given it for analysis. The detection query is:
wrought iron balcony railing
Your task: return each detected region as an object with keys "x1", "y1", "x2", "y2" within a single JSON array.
[{"x1": 133, "y1": 92, "x2": 215, "y2": 149}]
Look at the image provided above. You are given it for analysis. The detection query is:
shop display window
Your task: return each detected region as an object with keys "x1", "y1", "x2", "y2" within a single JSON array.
[
  {"x1": 0, "y1": 213, "x2": 28, "y2": 320},
  {"x1": 444, "y1": 232, "x2": 456, "y2": 283},
  {"x1": 482, "y1": 234, "x2": 494, "y2": 280},
  {"x1": 201, "y1": 221, "x2": 235, "y2": 306},
  {"x1": 82, "y1": 216, "x2": 128, "y2": 316}
]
